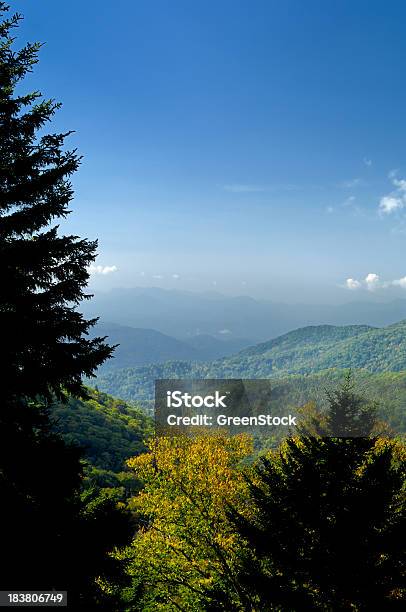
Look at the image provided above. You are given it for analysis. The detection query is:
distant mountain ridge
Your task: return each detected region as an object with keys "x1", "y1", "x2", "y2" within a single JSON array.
[
  {"x1": 183, "y1": 333, "x2": 252, "y2": 360},
  {"x1": 92, "y1": 323, "x2": 252, "y2": 370},
  {"x1": 81, "y1": 287, "x2": 406, "y2": 341},
  {"x1": 240, "y1": 324, "x2": 374, "y2": 357},
  {"x1": 92, "y1": 320, "x2": 406, "y2": 402},
  {"x1": 211, "y1": 320, "x2": 406, "y2": 378}
]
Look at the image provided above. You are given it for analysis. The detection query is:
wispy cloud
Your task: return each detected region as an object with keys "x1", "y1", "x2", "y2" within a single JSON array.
[
  {"x1": 340, "y1": 195, "x2": 366, "y2": 217},
  {"x1": 393, "y1": 276, "x2": 406, "y2": 289},
  {"x1": 88, "y1": 264, "x2": 117, "y2": 275},
  {"x1": 390, "y1": 220, "x2": 406, "y2": 235},
  {"x1": 363, "y1": 157, "x2": 372, "y2": 167},
  {"x1": 222, "y1": 182, "x2": 322, "y2": 194},
  {"x1": 223, "y1": 184, "x2": 265, "y2": 193},
  {"x1": 342, "y1": 195, "x2": 356, "y2": 207},
  {"x1": 379, "y1": 171, "x2": 406, "y2": 215},
  {"x1": 325, "y1": 196, "x2": 362, "y2": 217},
  {"x1": 340, "y1": 178, "x2": 362, "y2": 188}
]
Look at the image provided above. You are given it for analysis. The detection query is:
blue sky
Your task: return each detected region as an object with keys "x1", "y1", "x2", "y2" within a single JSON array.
[{"x1": 15, "y1": 0, "x2": 406, "y2": 302}]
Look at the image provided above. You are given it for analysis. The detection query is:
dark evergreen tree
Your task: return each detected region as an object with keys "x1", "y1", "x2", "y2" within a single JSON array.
[
  {"x1": 0, "y1": 4, "x2": 112, "y2": 404},
  {"x1": 209, "y1": 379, "x2": 405, "y2": 610},
  {"x1": 0, "y1": 4, "x2": 130, "y2": 609}
]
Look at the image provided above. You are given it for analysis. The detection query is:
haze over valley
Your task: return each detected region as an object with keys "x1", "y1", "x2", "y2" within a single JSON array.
[{"x1": 85, "y1": 287, "x2": 406, "y2": 346}]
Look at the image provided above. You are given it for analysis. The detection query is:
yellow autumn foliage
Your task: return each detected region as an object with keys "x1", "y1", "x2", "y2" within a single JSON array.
[{"x1": 119, "y1": 432, "x2": 253, "y2": 611}]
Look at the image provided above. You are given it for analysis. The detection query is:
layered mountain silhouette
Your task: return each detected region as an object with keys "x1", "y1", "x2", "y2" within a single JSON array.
[
  {"x1": 92, "y1": 322, "x2": 252, "y2": 369},
  {"x1": 82, "y1": 287, "x2": 406, "y2": 340}
]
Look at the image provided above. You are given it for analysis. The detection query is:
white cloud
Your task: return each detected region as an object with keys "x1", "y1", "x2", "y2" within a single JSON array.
[
  {"x1": 172, "y1": 273, "x2": 180, "y2": 279},
  {"x1": 344, "y1": 272, "x2": 406, "y2": 291},
  {"x1": 218, "y1": 329, "x2": 232, "y2": 335},
  {"x1": 152, "y1": 274, "x2": 163, "y2": 279},
  {"x1": 88, "y1": 264, "x2": 117, "y2": 276},
  {"x1": 326, "y1": 206, "x2": 334, "y2": 214},
  {"x1": 346, "y1": 278, "x2": 362, "y2": 290},
  {"x1": 344, "y1": 273, "x2": 380, "y2": 291},
  {"x1": 223, "y1": 184, "x2": 264, "y2": 193},
  {"x1": 379, "y1": 172, "x2": 406, "y2": 215},
  {"x1": 379, "y1": 195, "x2": 403, "y2": 214},
  {"x1": 392, "y1": 276, "x2": 406, "y2": 289},
  {"x1": 365, "y1": 273, "x2": 380, "y2": 291},
  {"x1": 393, "y1": 177, "x2": 406, "y2": 192},
  {"x1": 363, "y1": 158, "x2": 372, "y2": 167}
]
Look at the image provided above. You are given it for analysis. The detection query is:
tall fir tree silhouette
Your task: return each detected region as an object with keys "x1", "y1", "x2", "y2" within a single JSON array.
[
  {"x1": 0, "y1": 5, "x2": 129, "y2": 609},
  {"x1": 0, "y1": 4, "x2": 112, "y2": 403}
]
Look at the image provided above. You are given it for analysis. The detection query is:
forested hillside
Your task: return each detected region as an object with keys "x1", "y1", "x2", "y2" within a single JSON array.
[
  {"x1": 92, "y1": 367, "x2": 406, "y2": 433},
  {"x1": 93, "y1": 321, "x2": 406, "y2": 403},
  {"x1": 51, "y1": 389, "x2": 153, "y2": 472},
  {"x1": 229, "y1": 321, "x2": 406, "y2": 376}
]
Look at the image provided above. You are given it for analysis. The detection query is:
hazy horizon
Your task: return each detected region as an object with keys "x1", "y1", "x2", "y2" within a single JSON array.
[
  {"x1": 80, "y1": 285, "x2": 406, "y2": 343},
  {"x1": 86, "y1": 283, "x2": 406, "y2": 307}
]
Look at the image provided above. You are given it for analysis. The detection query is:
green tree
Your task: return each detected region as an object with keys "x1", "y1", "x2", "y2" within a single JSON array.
[
  {"x1": 0, "y1": 4, "x2": 129, "y2": 608},
  {"x1": 215, "y1": 379, "x2": 406, "y2": 610}
]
